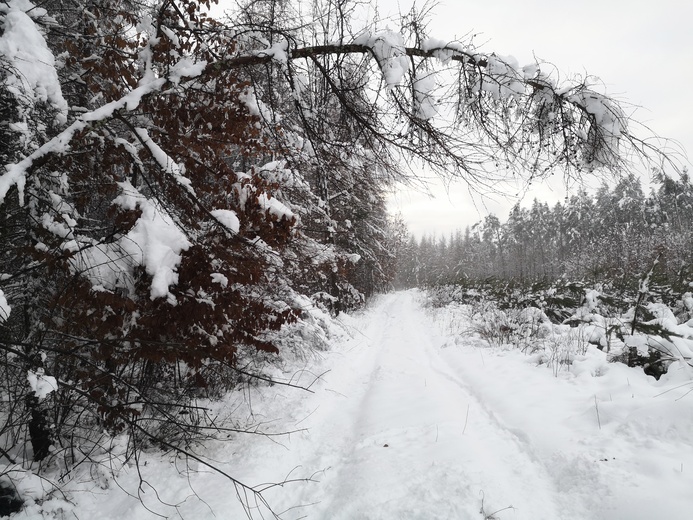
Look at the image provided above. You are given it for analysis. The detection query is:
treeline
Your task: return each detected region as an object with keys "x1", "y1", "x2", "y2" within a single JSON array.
[{"x1": 396, "y1": 171, "x2": 693, "y2": 289}]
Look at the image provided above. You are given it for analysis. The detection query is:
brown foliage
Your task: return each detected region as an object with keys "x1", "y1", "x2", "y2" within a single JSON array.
[{"x1": 2, "y1": 0, "x2": 300, "y2": 439}]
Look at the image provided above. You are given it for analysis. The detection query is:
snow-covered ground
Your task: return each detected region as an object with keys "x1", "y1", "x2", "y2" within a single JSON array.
[{"x1": 15, "y1": 290, "x2": 693, "y2": 519}]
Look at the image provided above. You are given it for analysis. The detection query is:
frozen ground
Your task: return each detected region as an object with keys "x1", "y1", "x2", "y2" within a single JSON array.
[{"x1": 16, "y1": 290, "x2": 693, "y2": 519}]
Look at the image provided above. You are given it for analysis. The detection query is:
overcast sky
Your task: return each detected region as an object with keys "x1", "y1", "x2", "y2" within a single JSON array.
[
  {"x1": 384, "y1": 0, "x2": 693, "y2": 236},
  {"x1": 214, "y1": 0, "x2": 692, "y2": 236}
]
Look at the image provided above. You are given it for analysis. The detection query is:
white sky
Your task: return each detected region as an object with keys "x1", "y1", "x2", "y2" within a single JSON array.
[
  {"x1": 213, "y1": 0, "x2": 692, "y2": 237},
  {"x1": 383, "y1": 0, "x2": 693, "y2": 237}
]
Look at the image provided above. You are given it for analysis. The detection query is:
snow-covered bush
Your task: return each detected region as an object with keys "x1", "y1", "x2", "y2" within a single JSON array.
[
  {"x1": 428, "y1": 276, "x2": 693, "y2": 380},
  {"x1": 445, "y1": 296, "x2": 552, "y2": 350}
]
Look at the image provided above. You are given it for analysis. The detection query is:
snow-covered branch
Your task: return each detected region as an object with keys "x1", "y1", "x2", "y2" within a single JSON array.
[{"x1": 214, "y1": 28, "x2": 660, "y2": 183}]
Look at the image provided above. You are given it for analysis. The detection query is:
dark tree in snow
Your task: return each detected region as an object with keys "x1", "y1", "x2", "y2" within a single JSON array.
[{"x1": 0, "y1": 0, "x2": 302, "y2": 483}]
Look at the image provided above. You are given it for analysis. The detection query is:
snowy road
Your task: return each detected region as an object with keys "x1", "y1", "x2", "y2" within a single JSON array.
[
  {"x1": 263, "y1": 290, "x2": 693, "y2": 520},
  {"x1": 288, "y1": 291, "x2": 571, "y2": 519}
]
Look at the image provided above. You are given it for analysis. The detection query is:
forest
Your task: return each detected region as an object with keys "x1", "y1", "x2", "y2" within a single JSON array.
[
  {"x1": 398, "y1": 171, "x2": 692, "y2": 288},
  {"x1": 0, "y1": 0, "x2": 690, "y2": 517}
]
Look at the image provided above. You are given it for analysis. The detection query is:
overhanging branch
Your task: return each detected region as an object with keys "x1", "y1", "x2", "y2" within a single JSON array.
[{"x1": 218, "y1": 42, "x2": 489, "y2": 70}]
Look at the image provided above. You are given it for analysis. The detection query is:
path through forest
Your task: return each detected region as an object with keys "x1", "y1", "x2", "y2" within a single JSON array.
[
  {"x1": 264, "y1": 291, "x2": 692, "y2": 520},
  {"x1": 84, "y1": 290, "x2": 693, "y2": 520},
  {"x1": 280, "y1": 291, "x2": 575, "y2": 519}
]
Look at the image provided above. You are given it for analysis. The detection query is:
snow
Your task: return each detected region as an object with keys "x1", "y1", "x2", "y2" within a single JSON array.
[
  {"x1": 112, "y1": 181, "x2": 191, "y2": 302},
  {"x1": 474, "y1": 54, "x2": 526, "y2": 101},
  {"x1": 0, "y1": 0, "x2": 74, "y2": 205},
  {"x1": 65, "y1": 180, "x2": 191, "y2": 302},
  {"x1": 210, "y1": 272, "x2": 228, "y2": 287},
  {"x1": 413, "y1": 70, "x2": 438, "y2": 120},
  {"x1": 522, "y1": 63, "x2": 539, "y2": 79},
  {"x1": 0, "y1": 119, "x2": 90, "y2": 205},
  {"x1": 355, "y1": 30, "x2": 410, "y2": 88},
  {"x1": 210, "y1": 208, "x2": 240, "y2": 233},
  {"x1": 0, "y1": 8, "x2": 205, "y2": 208},
  {"x1": 566, "y1": 88, "x2": 624, "y2": 167},
  {"x1": 254, "y1": 40, "x2": 289, "y2": 65},
  {"x1": 421, "y1": 37, "x2": 448, "y2": 52},
  {"x1": 419, "y1": 38, "x2": 468, "y2": 64},
  {"x1": 257, "y1": 193, "x2": 294, "y2": 220},
  {"x1": 134, "y1": 128, "x2": 194, "y2": 194},
  {"x1": 238, "y1": 86, "x2": 273, "y2": 120},
  {"x1": 569, "y1": 90, "x2": 623, "y2": 138},
  {"x1": 0, "y1": 0, "x2": 68, "y2": 122},
  {"x1": 0, "y1": 289, "x2": 10, "y2": 322},
  {"x1": 159, "y1": 25, "x2": 180, "y2": 48},
  {"x1": 371, "y1": 31, "x2": 409, "y2": 88},
  {"x1": 168, "y1": 57, "x2": 207, "y2": 85},
  {"x1": 40, "y1": 212, "x2": 74, "y2": 241},
  {"x1": 27, "y1": 290, "x2": 693, "y2": 519},
  {"x1": 0, "y1": 75, "x2": 170, "y2": 206},
  {"x1": 26, "y1": 368, "x2": 57, "y2": 400}
]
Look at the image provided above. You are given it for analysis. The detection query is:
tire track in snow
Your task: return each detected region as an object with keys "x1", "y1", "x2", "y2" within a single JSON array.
[{"x1": 290, "y1": 291, "x2": 579, "y2": 520}]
